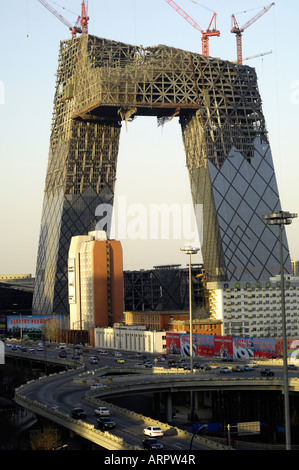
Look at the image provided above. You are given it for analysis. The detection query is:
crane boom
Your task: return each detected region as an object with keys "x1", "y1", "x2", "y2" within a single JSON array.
[
  {"x1": 231, "y1": 2, "x2": 275, "y2": 65},
  {"x1": 164, "y1": 0, "x2": 220, "y2": 56},
  {"x1": 243, "y1": 50, "x2": 272, "y2": 61},
  {"x1": 240, "y1": 2, "x2": 275, "y2": 31},
  {"x1": 37, "y1": 0, "x2": 88, "y2": 37},
  {"x1": 164, "y1": 0, "x2": 203, "y2": 33}
]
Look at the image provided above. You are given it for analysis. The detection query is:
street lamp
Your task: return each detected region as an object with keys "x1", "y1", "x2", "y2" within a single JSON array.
[
  {"x1": 190, "y1": 424, "x2": 208, "y2": 450},
  {"x1": 180, "y1": 245, "x2": 200, "y2": 421},
  {"x1": 262, "y1": 210, "x2": 297, "y2": 450}
]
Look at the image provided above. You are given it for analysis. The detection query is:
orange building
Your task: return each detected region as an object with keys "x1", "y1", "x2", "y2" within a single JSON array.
[
  {"x1": 124, "y1": 310, "x2": 222, "y2": 335},
  {"x1": 68, "y1": 231, "x2": 124, "y2": 331}
]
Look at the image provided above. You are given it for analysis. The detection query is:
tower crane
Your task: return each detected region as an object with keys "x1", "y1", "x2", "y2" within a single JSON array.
[
  {"x1": 37, "y1": 0, "x2": 89, "y2": 38},
  {"x1": 164, "y1": 0, "x2": 220, "y2": 56},
  {"x1": 231, "y1": 2, "x2": 275, "y2": 65}
]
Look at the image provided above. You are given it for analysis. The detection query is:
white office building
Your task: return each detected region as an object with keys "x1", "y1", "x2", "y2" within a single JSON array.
[{"x1": 207, "y1": 275, "x2": 299, "y2": 338}]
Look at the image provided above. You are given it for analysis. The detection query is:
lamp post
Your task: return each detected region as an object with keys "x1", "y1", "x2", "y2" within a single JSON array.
[
  {"x1": 180, "y1": 245, "x2": 200, "y2": 421},
  {"x1": 190, "y1": 424, "x2": 208, "y2": 450},
  {"x1": 262, "y1": 210, "x2": 297, "y2": 450}
]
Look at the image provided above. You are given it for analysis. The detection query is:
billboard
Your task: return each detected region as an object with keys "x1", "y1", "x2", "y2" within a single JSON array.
[
  {"x1": 252, "y1": 338, "x2": 276, "y2": 358},
  {"x1": 7, "y1": 315, "x2": 64, "y2": 339},
  {"x1": 214, "y1": 336, "x2": 233, "y2": 357},
  {"x1": 166, "y1": 332, "x2": 182, "y2": 354},
  {"x1": 180, "y1": 333, "x2": 197, "y2": 357},
  {"x1": 196, "y1": 334, "x2": 215, "y2": 356},
  {"x1": 233, "y1": 337, "x2": 254, "y2": 359},
  {"x1": 165, "y1": 332, "x2": 294, "y2": 359}
]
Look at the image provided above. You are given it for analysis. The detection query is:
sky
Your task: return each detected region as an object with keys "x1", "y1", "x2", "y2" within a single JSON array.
[{"x1": 0, "y1": 0, "x2": 298, "y2": 275}]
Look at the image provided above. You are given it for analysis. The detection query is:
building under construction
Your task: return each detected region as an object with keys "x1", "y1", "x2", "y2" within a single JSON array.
[{"x1": 33, "y1": 34, "x2": 291, "y2": 316}]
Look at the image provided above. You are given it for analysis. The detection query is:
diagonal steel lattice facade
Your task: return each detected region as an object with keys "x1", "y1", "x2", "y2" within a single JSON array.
[{"x1": 32, "y1": 34, "x2": 291, "y2": 316}]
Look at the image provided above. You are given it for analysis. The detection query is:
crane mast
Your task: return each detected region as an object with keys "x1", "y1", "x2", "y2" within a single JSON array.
[
  {"x1": 80, "y1": 0, "x2": 89, "y2": 35},
  {"x1": 231, "y1": 2, "x2": 275, "y2": 65}
]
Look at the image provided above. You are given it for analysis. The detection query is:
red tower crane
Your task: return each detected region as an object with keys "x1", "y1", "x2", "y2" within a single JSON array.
[
  {"x1": 37, "y1": 0, "x2": 89, "y2": 38},
  {"x1": 164, "y1": 0, "x2": 220, "y2": 56},
  {"x1": 231, "y1": 3, "x2": 275, "y2": 65},
  {"x1": 80, "y1": 0, "x2": 89, "y2": 35}
]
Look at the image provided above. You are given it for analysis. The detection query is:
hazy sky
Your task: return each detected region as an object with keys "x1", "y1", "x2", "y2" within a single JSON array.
[{"x1": 0, "y1": 0, "x2": 298, "y2": 275}]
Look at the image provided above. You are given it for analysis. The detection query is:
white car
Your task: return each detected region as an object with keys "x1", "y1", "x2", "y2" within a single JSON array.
[
  {"x1": 97, "y1": 349, "x2": 108, "y2": 355},
  {"x1": 143, "y1": 426, "x2": 164, "y2": 437},
  {"x1": 95, "y1": 406, "x2": 110, "y2": 417},
  {"x1": 220, "y1": 367, "x2": 232, "y2": 373}
]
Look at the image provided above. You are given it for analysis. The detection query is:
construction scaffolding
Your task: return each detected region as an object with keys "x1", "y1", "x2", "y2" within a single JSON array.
[{"x1": 33, "y1": 34, "x2": 289, "y2": 316}]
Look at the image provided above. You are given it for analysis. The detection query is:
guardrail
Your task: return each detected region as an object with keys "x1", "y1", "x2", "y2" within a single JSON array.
[
  {"x1": 15, "y1": 362, "x2": 299, "y2": 451},
  {"x1": 14, "y1": 367, "x2": 140, "y2": 451}
]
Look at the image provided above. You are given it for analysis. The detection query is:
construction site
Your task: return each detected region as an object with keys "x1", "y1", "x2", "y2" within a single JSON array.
[{"x1": 32, "y1": 1, "x2": 291, "y2": 317}]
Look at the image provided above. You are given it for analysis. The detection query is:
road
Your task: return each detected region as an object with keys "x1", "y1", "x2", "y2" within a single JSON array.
[
  {"x1": 6, "y1": 339, "x2": 299, "y2": 450},
  {"x1": 16, "y1": 357, "x2": 220, "y2": 450},
  {"x1": 6, "y1": 339, "x2": 299, "y2": 379}
]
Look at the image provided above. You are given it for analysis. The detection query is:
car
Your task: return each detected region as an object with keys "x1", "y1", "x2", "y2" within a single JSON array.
[
  {"x1": 288, "y1": 364, "x2": 297, "y2": 370},
  {"x1": 29, "y1": 348, "x2": 35, "y2": 354},
  {"x1": 71, "y1": 408, "x2": 86, "y2": 419},
  {"x1": 72, "y1": 354, "x2": 80, "y2": 360},
  {"x1": 97, "y1": 417, "x2": 116, "y2": 430},
  {"x1": 114, "y1": 352, "x2": 122, "y2": 357},
  {"x1": 144, "y1": 362, "x2": 153, "y2": 368},
  {"x1": 116, "y1": 358, "x2": 125, "y2": 364},
  {"x1": 168, "y1": 360, "x2": 177, "y2": 368},
  {"x1": 222, "y1": 356, "x2": 233, "y2": 362},
  {"x1": 142, "y1": 438, "x2": 164, "y2": 450},
  {"x1": 90, "y1": 383, "x2": 104, "y2": 391},
  {"x1": 260, "y1": 368, "x2": 274, "y2": 377},
  {"x1": 243, "y1": 365, "x2": 253, "y2": 371},
  {"x1": 89, "y1": 356, "x2": 99, "y2": 364},
  {"x1": 58, "y1": 350, "x2": 67, "y2": 358},
  {"x1": 95, "y1": 406, "x2": 110, "y2": 417},
  {"x1": 232, "y1": 365, "x2": 245, "y2": 372},
  {"x1": 143, "y1": 426, "x2": 164, "y2": 437},
  {"x1": 247, "y1": 361, "x2": 259, "y2": 368},
  {"x1": 97, "y1": 349, "x2": 108, "y2": 355},
  {"x1": 220, "y1": 367, "x2": 232, "y2": 373},
  {"x1": 156, "y1": 356, "x2": 166, "y2": 362}
]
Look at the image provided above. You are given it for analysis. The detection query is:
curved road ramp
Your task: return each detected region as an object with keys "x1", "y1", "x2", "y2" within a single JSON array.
[{"x1": 15, "y1": 366, "x2": 230, "y2": 451}]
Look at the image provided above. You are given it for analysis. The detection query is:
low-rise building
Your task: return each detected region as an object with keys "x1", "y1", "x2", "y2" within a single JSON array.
[
  {"x1": 94, "y1": 325, "x2": 166, "y2": 354},
  {"x1": 124, "y1": 310, "x2": 222, "y2": 335}
]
